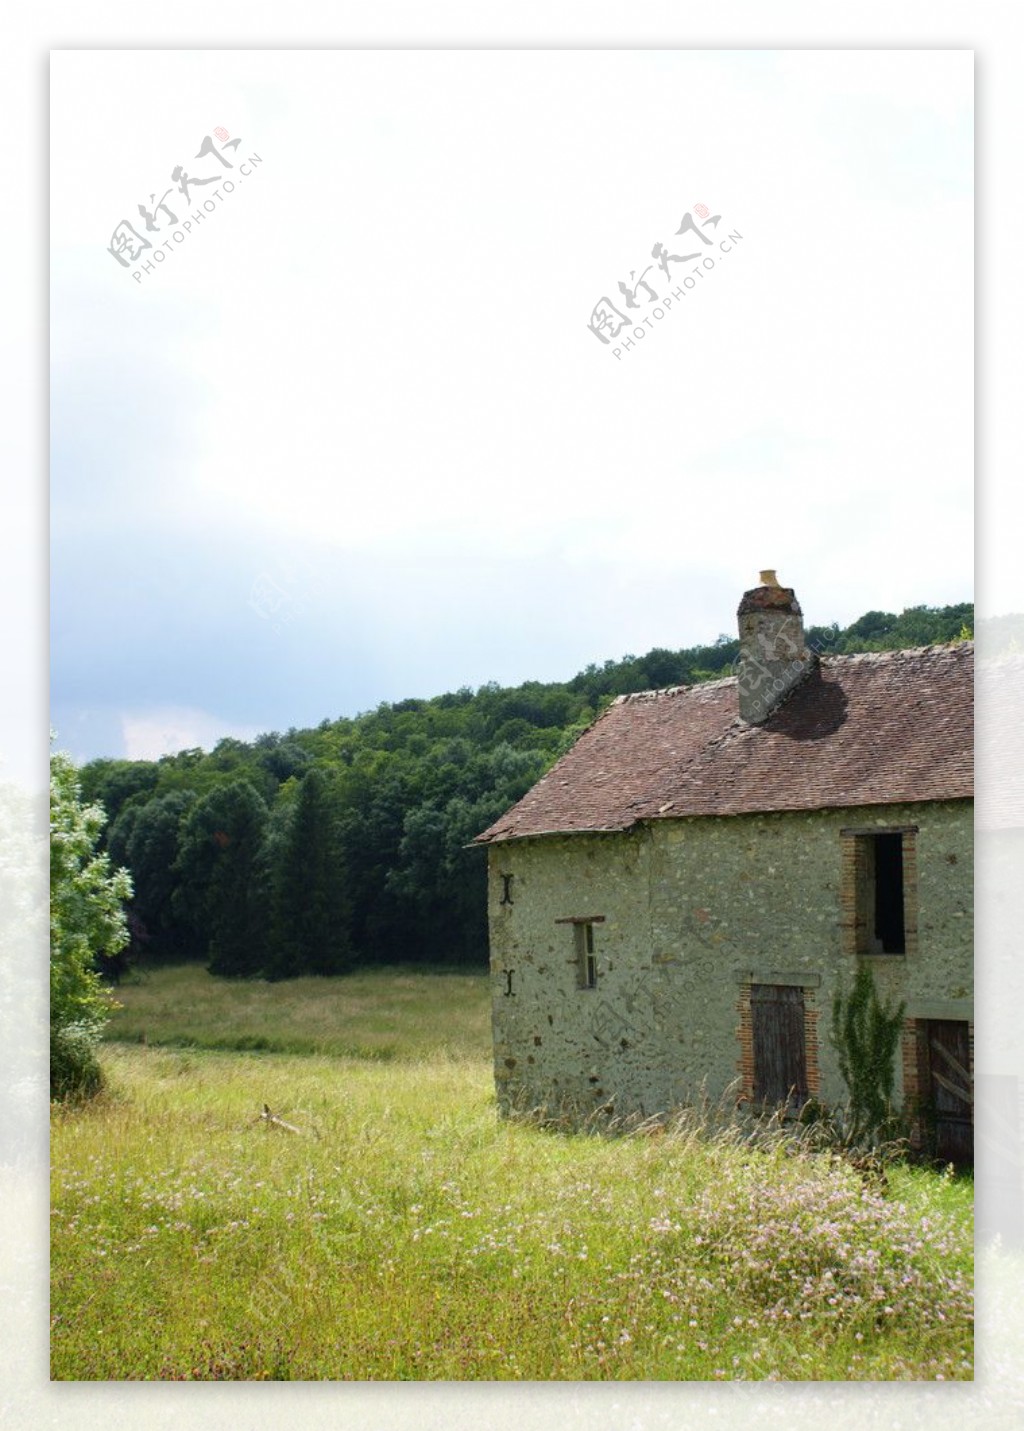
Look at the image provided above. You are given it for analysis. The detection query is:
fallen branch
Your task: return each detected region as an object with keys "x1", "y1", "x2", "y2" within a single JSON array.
[{"x1": 256, "y1": 1102, "x2": 305, "y2": 1135}]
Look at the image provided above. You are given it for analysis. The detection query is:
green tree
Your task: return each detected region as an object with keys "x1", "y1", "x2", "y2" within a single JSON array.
[
  {"x1": 388, "y1": 744, "x2": 546, "y2": 964},
  {"x1": 830, "y1": 963, "x2": 906, "y2": 1147},
  {"x1": 267, "y1": 768, "x2": 353, "y2": 979},
  {"x1": 49, "y1": 749, "x2": 132, "y2": 1099},
  {"x1": 337, "y1": 769, "x2": 417, "y2": 963},
  {"x1": 173, "y1": 781, "x2": 270, "y2": 977},
  {"x1": 77, "y1": 757, "x2": 159, "y2": 837},
  {"x1": 119, "y1": 790, "x2": 197, "y2": 959}
]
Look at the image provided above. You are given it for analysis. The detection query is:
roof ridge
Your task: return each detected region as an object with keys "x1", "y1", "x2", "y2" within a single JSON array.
[
  {"x1": 820, "y1": 641, "x2": 973, "y2": 664},
  {"x1": 610, "y1": 641, "x2": 970, "y2": 704}
]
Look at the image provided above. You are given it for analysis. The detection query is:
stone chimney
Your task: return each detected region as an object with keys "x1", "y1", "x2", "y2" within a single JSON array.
[{"x1": 735, "y1": 570, "x2": 816, "y2": 724}]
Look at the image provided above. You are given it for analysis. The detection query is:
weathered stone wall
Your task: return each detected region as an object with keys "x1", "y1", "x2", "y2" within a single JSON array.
[
  {"x1": 487, "y1": 800, "x2": 972, "y2": 1121},
  {"x1": 487, "y1": 830, "x2": 658, "y2": 1117}
]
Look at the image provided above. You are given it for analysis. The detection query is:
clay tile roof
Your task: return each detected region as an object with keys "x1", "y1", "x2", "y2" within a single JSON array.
[{"x1": 473, "y1": 642, "x2": 974, "y2": 844}]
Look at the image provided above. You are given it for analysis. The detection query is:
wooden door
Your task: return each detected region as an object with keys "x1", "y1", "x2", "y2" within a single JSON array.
[
  {"x1": 926, "y1": 1020, "x2": 973, "y2": 1163},
  {"x1": 751, "y1": 984, "x2": 808, "y2": 1109}
]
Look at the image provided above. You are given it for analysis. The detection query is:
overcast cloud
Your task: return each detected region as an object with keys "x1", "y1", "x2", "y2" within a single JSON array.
[{"x1": 50, "y1": 49, "x2": 973, "y2": 762}]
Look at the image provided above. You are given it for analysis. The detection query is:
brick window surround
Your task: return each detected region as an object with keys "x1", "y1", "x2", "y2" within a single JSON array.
[
  {"x1": 735, "y1": 978, "x2": 821, "y2": 1105},
  {"x1": 840, "y1": 826, "x2": 919, "y2": 958},
  {"x1": 901, "y1": 1016, "x2": 974, "y2": 1149}
]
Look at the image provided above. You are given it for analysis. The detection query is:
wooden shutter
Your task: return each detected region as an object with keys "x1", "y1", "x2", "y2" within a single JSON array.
[{"x1": 751, "y1": 983, "x2": 808, "y2": 1107}]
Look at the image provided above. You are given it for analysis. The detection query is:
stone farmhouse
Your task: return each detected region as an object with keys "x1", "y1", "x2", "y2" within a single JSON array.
[{"x1": 474, "y1": 573, "x2": 974, "y2": 1159}]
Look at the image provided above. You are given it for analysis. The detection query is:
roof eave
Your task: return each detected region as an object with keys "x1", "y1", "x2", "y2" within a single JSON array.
[{"x1": 470, "y1": 823, "x2": 635, "y2": 847}]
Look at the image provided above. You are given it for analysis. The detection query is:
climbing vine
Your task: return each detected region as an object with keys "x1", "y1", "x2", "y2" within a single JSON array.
[{"x1": 830, "y1": 963, "x2": 906, "y2": 1147}]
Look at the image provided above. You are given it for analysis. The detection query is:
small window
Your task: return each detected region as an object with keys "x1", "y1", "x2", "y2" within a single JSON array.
[
  {"x1": 574, "y1": 921, "x2": 597, "y2": 989},
  {"x1": 855, "y1": 832, "x2": 906, "y2": 954},
  {"x1": 555, "y1": 915, "x2": 605, "y2": 986}
]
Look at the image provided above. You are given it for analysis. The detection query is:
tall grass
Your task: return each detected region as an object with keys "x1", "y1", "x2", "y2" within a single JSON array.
[
  {"x1": 51, "y1": 1040, "x2": 973, "y2": 1381},
  {"x1": 102, "y1": 963, "x2": 490, "y2": 1060}
]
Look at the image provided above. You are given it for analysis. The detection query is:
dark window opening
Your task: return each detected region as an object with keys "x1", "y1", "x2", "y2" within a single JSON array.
[
  {"x1": 849, "y1": 830, "x2": 909, "y2": 956},
  {"x1": 873, "y1": 833, "x2": 905, "y2": 953},
  {"x1": 575, "y1": 922, "x2": 597, "y2": 989}
]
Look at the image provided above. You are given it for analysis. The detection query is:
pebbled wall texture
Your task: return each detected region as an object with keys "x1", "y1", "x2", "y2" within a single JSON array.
[{"x1": 487, "y1": 799, "x2": 972, "y2": 1122}]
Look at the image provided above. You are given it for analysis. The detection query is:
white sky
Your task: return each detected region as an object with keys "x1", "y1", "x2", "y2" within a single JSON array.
[{"x1": 49, "y1": 48, "x2": 976, "y2": 762}]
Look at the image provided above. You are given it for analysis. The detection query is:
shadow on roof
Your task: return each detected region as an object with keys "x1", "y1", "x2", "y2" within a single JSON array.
[{"x1": 763, "y1": 664, "x2": 848, "y2": 741}]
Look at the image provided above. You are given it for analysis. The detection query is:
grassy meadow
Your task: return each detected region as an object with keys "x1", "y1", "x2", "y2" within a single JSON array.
[
  {"x1": 51, "y1": 966, "x2": 974, "y2": 1381},
  {"x1": 100, "y1": 961, "x2": 491, "y2": 1060}
]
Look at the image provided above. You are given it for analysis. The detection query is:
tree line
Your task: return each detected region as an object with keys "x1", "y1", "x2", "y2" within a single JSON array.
[{"x1": 77, "y1": 602, "x2": 973, "y2": 981}]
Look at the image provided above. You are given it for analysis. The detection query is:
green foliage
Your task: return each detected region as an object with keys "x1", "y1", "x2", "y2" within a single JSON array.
[
  {"x1": 50, "y1": 1022, "x2": 105, "y2": 1101},
  {"x1": 77, "y1": 757, "x2": 159, "y2": 837},
  {"x1": 172, "y1": 781, "x2": 270, "y2": 976},
  {"x1": 111, "y1": 790, "x2": 196, "y2": 959},
  {"x1": 833, "y1": 603, "x2": 974, "y2": 654},
  {"x1": 267, "y1": 769, "x2": 352, "y2": 979},
  {"x1": 49, "y1": 749, "x2": 132, "y2": 1099},
  {"x1": 79, "y1": 600, "x2": 973, "y2": 977},
  {"x1": 831, "y1": 964, "x2": 906, "y2": 1146}
]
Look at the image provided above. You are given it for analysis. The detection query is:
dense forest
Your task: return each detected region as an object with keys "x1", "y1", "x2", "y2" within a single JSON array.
[{"x1": 78, "y1": 602, "x2": 973, "y2": 979}]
